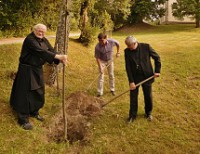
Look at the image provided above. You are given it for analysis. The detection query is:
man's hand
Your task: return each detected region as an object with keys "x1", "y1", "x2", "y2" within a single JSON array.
[
  {"x1": 55, "y1": 54, "x2": 68, "y2": 65},
  {"x1": 130, "y1": 82, "x2": 136, "y2": 90},
  {"x1": 116, "y1": 52, "x2": 120, "y2": 58},
  {"x1": 154, "y1": 73, "x2": 160, "y2": 78},
  {"x1": 99, "y1": 66, "x2": 104, "y2": 74},
  {"x1": 60, "y1": 55, "x2": 68, "y2": 65}
]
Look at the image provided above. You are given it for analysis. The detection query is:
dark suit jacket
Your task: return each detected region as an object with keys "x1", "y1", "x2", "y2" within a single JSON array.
[{"x1": 124, "y1": 43, "x2": 161, "y2": 84}]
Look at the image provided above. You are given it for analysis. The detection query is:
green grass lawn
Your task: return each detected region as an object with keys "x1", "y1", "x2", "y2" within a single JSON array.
[{"x1": 0, "y1": 24, "x2": 199, "y2": 154}]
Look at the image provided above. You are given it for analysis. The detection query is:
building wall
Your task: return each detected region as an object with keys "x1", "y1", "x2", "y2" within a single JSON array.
[{"x1": 160, "y1": 0, "x2": 194, "y2": 23}]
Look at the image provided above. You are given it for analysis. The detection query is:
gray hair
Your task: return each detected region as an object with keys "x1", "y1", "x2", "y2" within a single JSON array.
[
  {"x1": 125, "y1": 36, "x2": 137, "y2": 46},
  {"x1": 33, "y1": 23, "x2": 47, "y2": 32}
]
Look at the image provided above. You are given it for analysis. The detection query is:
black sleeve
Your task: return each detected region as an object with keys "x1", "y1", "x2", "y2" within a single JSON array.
[
  {"x1": 125, "y1": 50, "x2": 134, "y2": 83},
  {"x1": 26, "y1": 37, "x2": 56, "y2": 64},
  {"x1": 43, "y1": 38, "x2": 60, "y2": 65},
  {"x1": 149, "y1": 45, "x2": 161, "y2": 73},
  {"x1": 44, "y1": 38, "x2": 57, "y2": 53}
]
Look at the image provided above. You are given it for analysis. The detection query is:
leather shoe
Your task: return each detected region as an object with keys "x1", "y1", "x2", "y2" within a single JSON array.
[
  {"x1": 111, "y1": 91, "x2": 115, "y2": 96},
  {"x1": 97, "y1": 94, "x2": 102, "y2": 97},
  {"x1": 127, "y1": 117, "x2": 136, "y2": 123},
  {"x1": 34, "y1": 114, "x2": 45, "y2": 122},
  {"x1": 146, "y1": 115, "x2": 153, "y2": 121},
  {"x1": 21, "y1": 123, "x2": 33, "y2": 130}
]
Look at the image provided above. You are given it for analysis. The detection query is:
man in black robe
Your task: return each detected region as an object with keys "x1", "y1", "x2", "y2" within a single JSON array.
[
  {"x1": 124, "y1": 36, "x2": 161, "y2": 123},
  {"x1": 10, "y1": 24, "x2": 67, "y2": 130}
]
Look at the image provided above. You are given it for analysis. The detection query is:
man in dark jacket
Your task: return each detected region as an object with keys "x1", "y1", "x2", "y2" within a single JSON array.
[
  {"x1": 124, "y1": 36, "x2": 161, "y2": 123},
  {"x1": 10, "y1": 23, "x2": 67, "y2": 130}
]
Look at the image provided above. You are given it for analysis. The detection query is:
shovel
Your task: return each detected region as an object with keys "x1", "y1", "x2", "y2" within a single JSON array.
[
  {"x1": 102, "y1": 76, "x2": 154, "y2": 107},
  {"x1": 86, "y1": 60, "x2": 113, "y2": 91}
]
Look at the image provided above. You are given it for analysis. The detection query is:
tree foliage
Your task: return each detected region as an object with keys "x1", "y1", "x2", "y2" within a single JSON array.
[
  {"x1": 128, "y1": 0, "x2": 167, "y2": 24},
  {"x1": 1, "y1": 0, "x2": 198, "y2": 40},
  {"x1": 172, "y1": 0, "x2": 200, "y2": 28},
  {"x1": 0, "y1": 0, "x2": 60, "y2": 36},
  {"x1": 71, "y1": 0, "x2": 132, "y2": 45},
  {"x1": 94, "y1": 0, "x2": 132, "y2": 30}
]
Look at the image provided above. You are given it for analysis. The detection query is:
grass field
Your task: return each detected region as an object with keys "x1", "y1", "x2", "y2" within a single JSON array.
[{"x1": 0, "y1": 24, "x2": 199, "y2": 154}]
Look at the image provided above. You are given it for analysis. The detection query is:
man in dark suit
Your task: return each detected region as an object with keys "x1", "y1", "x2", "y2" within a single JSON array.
[
  {"x1": 124, "y1": 36, "x2": 161, "y2": 123},
  {"x1": 10, "y1": 24, "x2": 68, "y2": 130}
]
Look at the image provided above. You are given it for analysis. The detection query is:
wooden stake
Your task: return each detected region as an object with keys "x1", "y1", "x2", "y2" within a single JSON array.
[
  {"x1": 56, "y1": 43, "x2": 60, "y2": 96},
  {"x1": 62, "y1": 7, "x2": 68, "y2": 141}
]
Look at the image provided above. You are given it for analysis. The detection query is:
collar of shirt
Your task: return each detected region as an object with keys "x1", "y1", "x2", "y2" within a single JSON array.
[
  {"x1": 129, "y1": 43, "x2": 139, "y2": 52},
  {"x1": 99, "y1": 40, "x2": 109, "y2": 47},
  {"x1": 32, "y1": 32, "x2": 44, "y2": 42}
]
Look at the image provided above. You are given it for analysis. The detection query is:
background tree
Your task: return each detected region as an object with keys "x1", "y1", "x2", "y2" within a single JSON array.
[
  {"x1": 78, "y1": 0, "x2": 89, "y2": 40},
  {"x1": 38, "y1": 0, "x2": 61, "y2": 30},
  {"x1": 70, "y1": 0, "x2": 98, "y2": 45},
  {"x1": 172, "y1": 0, "x2": 200, "y2": 28},
  {"x1": 0, "y1": 0, "x2": 41, "y2": 35},
  {"x1": 45, "y1": 0, "x2": 70, "y2": 86},
  {"x1": 128, "y1": 0, "x2": 167, "y2": 24},
  {"x1": 94, "y1": 0, "x2": 132, "y2": 30},
  {"x1": 54, "y1": 0, "x2": 70, "y2": 55},
  {"x1": 0, "y1": 0, "x2": 60, "y2": 36},
  {"x1": 71, "y1": 0, "x2": 132, "y2": 45}
]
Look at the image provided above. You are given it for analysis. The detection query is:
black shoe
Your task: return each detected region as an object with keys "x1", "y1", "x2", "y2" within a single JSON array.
[
  {"x1": 33, "y1": 114, "x2": 45, "y2": 122},
  {"x1": 111, "y1": 91, "x2": 115, "y2": 96},
  {"x1": 127, "y1": 117, "x2": 136, "y2": 123},
  {"x1": 21, "y1": 123, "x2": 33, "y2": 130},
  {"x1": 97, "y1": 94, "x2": 102, "y2": 97},
  {"x1": 146, "y1": 115, "x2": 153, "y2": 121}
]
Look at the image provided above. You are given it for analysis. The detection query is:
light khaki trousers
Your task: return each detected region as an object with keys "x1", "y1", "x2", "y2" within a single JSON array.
[{"x1": 97, "y1": 60, "x2": 115, "y2": 95}]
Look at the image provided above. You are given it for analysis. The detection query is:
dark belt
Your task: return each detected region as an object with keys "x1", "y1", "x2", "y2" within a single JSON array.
[{"x1": 19, "y1": 63, "x2": 42, "y2": 69}]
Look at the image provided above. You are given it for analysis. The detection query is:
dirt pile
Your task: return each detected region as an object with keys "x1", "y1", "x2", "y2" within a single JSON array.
[{"x1": 48, "y1": 91, "x2": 105, "y2": 143}]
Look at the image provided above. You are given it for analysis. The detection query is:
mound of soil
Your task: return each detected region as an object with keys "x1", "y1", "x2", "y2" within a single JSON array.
[{"x1": 48, "y1": 91, "x2": 105, "y2": 143}]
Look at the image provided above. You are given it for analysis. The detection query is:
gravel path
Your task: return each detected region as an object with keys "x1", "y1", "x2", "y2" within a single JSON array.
[{"x1": 0, "y1": 33, "x2": 80, "y2": 45}]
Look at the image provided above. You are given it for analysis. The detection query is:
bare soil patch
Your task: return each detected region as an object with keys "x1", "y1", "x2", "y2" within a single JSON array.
[{"x1": 47, "y1": 91, "x2": 105, "y2": 143}]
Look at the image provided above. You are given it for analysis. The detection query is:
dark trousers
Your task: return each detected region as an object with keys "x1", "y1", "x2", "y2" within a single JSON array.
[
  {"x1": 129, "y1": 84, "x2": 153, "y2": 118},
  {"x1": 17, "y1": 110, "x2": 39, "y2": 125},
  {"x1": 18, "y1": 113, "x2": 29, "y2": 125}
]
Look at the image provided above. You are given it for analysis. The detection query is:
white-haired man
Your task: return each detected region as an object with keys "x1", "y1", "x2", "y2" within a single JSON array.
[
  {"x1": 10, "y1": 23, "x2": 68, "y2": 130},
  {"x1": 124, "y1": 36, "x2": 161, "y2": 123}
]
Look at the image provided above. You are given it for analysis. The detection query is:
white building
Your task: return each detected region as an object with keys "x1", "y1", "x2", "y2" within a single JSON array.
[{"x1": 160, "y1": 0, "x2": 195, "y2": 24}]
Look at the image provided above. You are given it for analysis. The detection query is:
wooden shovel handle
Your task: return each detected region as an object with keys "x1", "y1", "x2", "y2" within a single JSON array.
[{"x1": 102, "y1": 76, "x2": 154, "y2": 107}]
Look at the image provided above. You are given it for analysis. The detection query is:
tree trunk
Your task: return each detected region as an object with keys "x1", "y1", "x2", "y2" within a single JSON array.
[
  {"x1": 54, "y1": 0, "x2": 71, "y2": 141},
  {"x1": 45, "y1": 0, "x2": 70, "y2": 86},
  {"x1": 195, "y1": 0, "x2": 200, "y2": 28},
  {"x1": 78, "y1": 1, "x2": 89, "y2": 40},
  {"x1": 195, "y1": 16, "x2": 200, "y2": 28},
  {"x1": 55, "y1": 0, "x2": 70, "y2": 54}
]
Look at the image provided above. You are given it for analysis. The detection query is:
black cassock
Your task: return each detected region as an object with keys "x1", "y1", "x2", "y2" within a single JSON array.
[{"x1": 10, "y1": 32, "x2": 59, "y2": 114}]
